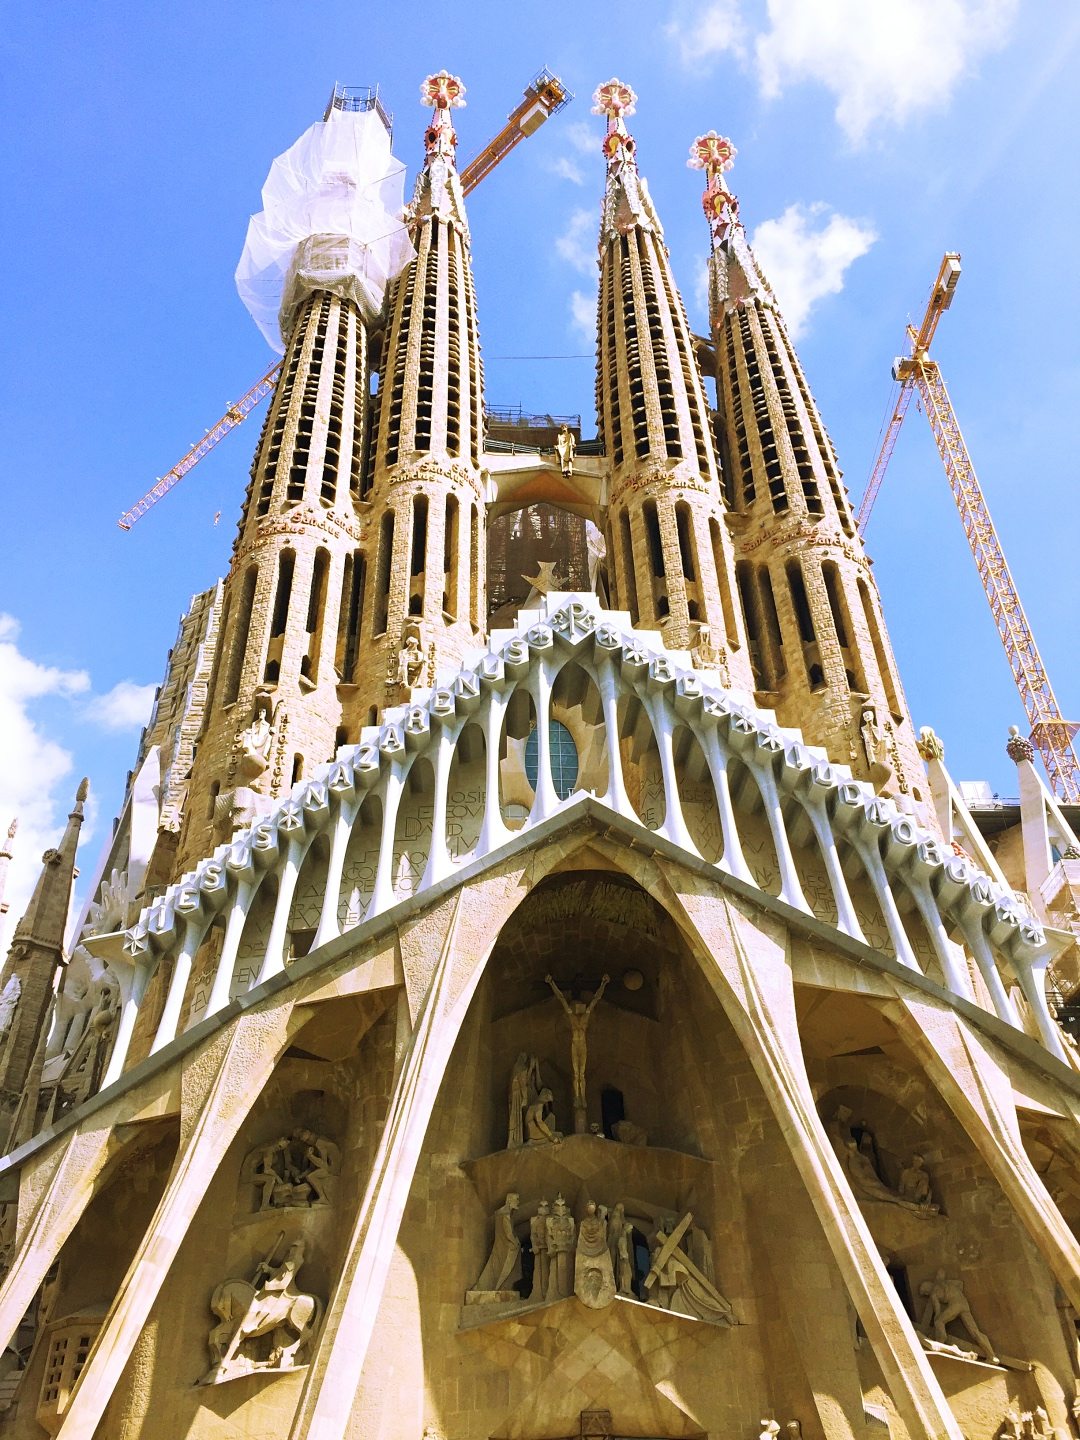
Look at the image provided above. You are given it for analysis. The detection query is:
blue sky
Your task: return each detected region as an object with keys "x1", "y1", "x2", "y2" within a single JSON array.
[{"x1": 2, "y1": 2, "x2": 1078, "y2": 924}]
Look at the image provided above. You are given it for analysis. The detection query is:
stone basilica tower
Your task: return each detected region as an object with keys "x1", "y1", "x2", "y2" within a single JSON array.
[
  {"x1": 693, "y1": 133, "x2": 925, "y2": 806},
  {"x1": 3, "y1": 74, "x2": 1080, "y2": 1440}
]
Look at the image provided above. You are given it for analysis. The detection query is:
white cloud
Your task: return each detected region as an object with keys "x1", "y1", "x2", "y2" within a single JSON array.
[
  {"x1": 749, "y1": 202, "x2": 876, "y2": 338},
  {"x1": 569, "y1": 290, "x2": 595, "y2": 343},
  {"x1": 562, "y1": 120, "x2": 599, "y2": 156},
  {"x1": 755, "y1": 0, "x2": 1017, "y2": 143},
  {"x1": 544, "y1": 155, "x2": 585, "y2": 186},
  {"x1": 555, "y1": 208, "x2": 596, "y2": 276},
  {"x1": 665, "y1": 0, "x2": 747, "y2": 67},
  {"x1": 0, "y1": 614, "x2": 91, "y2": 930},
  {"x1": 665, "y1": 0, "x2": 1017, "y2": 143},
  {"x1": 83, "y1": 680, "x2": 157, "y2": 734}
]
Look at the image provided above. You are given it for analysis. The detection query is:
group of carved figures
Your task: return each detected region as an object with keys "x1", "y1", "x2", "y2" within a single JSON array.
[
  {"x1": 826, "y1": 1105, "x2": 939, "y2": 1216},
  {"x1": 1000, "y1": 1409, "x2": 1060, "y2": 1440},
  {"x1": 198, "y1": 1127, "x2": 342, "y2": 1383},
  {"x1": 203, "y1": 1235, "x2": 322, "y2": 1384},
  {"x1": 248, "y1": 1129, "x2": 340, "y2": 1210},
  {"x1": 506, "y1": 975, "x2": 645, "y2": 1147},
  {"x1": 469, "y1": 1193, "x2": 734, "y2": 1324}
]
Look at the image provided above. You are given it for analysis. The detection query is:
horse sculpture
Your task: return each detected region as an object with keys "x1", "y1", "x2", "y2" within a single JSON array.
[{"x1": 202, "y1": 1237, "x2": 322, "y2": 1383}]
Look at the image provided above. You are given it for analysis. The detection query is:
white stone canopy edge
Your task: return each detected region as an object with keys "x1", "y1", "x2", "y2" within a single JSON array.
[{"x1": 97, "y1": 592, "x2": 1061, "y2": 1090}]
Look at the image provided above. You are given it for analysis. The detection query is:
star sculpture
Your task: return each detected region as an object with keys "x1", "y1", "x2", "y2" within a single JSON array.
[{"x1": 522, "y1": 560, "x2": 563, "y2": 596}]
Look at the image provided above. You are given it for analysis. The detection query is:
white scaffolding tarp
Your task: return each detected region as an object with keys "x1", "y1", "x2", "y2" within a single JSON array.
[{"x1": 236, "y1": 107, "x2": 415, "y2": 353}]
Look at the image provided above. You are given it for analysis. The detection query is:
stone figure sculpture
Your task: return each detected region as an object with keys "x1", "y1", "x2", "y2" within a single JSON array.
[
  {"x1": 608, "y1": 1202, "x2": 634, "y2": 1295},
  {"x1": 472, "y1": 1193, "x2": 522, "y2": 1298},
  {"x1": 202, "y1": 1236, "x2": 322, "y2": 1383},
  {"x1": 645, "y1": 1213, "x2": 735, "y2": 1324},
  {"x1": 545, "y1": 1194, "x2": 576, "y2": 1301},
  {"x1": 508, "y1": 1052, "x2": 542, "y2": 1148},
  {"x1": 917, "y1": 1269, "x2": 996, "y2": 1362},
  {"x1": 555, "y1": 424, "x2": 576, "y2": 476},
  {"x1": 897, "y1": 1154, "x2": 934, "y2": 1209},
  {"x1": 827, "y1": 1107, "x2": 938, "y2": 1216},
  {"x1": 546, "y1": 973, "x2": 610, "y2": 1124},
  {"x1": 525, "y1": 1088, "x2": 563, "y2": 1145},
  {"x1": 0, "y1": 977, "x2": 20, "y2": 1038},
  {"x1": 530, "y1": 1200, "x2": 551, "y2": 1301},
  {"x1": 860, "y1": 706, "x2": 885, "y2": 771},
  {"x1": 250, "y1": 1129, "x2": 340, "y2": 1210},
  {"x1": 396, "y1": 630, "x2": 425, "y2": 689},
  {"x1": 574, "y1": 1201, "x2": 616, "y2": 1309},
  {"x1": 237, "y1": 693, "x2": 275, "y2": 782}
]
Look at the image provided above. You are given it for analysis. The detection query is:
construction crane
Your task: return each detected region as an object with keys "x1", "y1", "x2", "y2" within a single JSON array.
[
  {"x1": 118, "y1": 68, "x2": 572, "y2": 533},
  {"x1": 857, "y1": 253, "x2": 1080, "y2": 803}
]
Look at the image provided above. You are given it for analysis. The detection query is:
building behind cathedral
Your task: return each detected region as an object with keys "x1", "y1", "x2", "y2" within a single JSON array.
[{"x1": 1, "y1": 71, "x2": 1080, "y2": 1440}]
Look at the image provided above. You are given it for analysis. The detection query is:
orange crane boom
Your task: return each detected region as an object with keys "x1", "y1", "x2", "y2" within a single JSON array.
[
  {"x1": 857, "y1": 253, "x2": 1080, "y2": 802},
  {"x1": 118, "y1": 68, "x2": 572, "y2": 533}
]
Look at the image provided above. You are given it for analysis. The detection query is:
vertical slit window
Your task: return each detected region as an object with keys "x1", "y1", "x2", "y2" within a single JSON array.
[
  {"x1": 303, "y1": 548, "x2": 330, "y2": 683},
  {"x1": 710, "y1": 518, "x2": 741, "y2": 652},
  {"x1": 469, "y1": 502, "x2": 480, "y2": 627},
  {"x1": 786, "y1": 560, "x2": 815, "y2": 643},
  {"x1": 205, "y1": 593, "x2": 231, "y2": 713},
  {"x1": 823, "y1": 561, "x2": 866, "y2": 692},
  {"x1": 858, "y1": 578, "x2": 902, "y2": 719},
  {"x1": 443, "y1": 494, "x2": 459, "y2": 617},
  {"x1": 374, "y1": 514, "x2": 393, "y2": 636},
  {"x1": 224, "y1": 567, "x2": 257, "y2": 705},
  {"x1": 675, "y1": 504, "x2": 696, "y2": 581},
  {"x1": 620, "y1": 510, "x2": 639, "y2": 624},
  {"x1": 336, "y1": 550, "x2": 365, "y2": 682},
  {"x1": 411, "y1": 496, "x2": 428, "y2": 576},
  {"x1": 736, "y1": 562, "x2": 765, "y2": 689},
  {"x1": 643, "y1": 500, "x2": 664, "y2": 578},
  {"x1": 270, "y1": 550, "x2": 295, "y2": 639},
  {"x1": 759, "y1": 567, "x2": 785, "y2": 684}
]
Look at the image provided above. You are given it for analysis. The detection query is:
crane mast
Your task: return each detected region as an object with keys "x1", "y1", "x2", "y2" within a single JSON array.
[
  {"x1": 118, "y1": 69, "x2": 571, "y2": 533},
  {"x1": 858, "y1": 253, "x2": 1080, "y2": 802}
]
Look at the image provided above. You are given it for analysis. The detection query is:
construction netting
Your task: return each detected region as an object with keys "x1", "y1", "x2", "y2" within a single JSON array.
[{"x1": 236, "y1": 107, "x2": 415, "y2": 353}]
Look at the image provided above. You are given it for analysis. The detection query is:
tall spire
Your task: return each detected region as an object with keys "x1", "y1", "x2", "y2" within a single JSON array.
[
  {"x1": 0, "y1": 779, "x2": 87, "y2": 1150},
  {"x1": 177, "y1": 94, "x2": 411, "y2": 869},
  {"x1": 696, "y1": 134, "x2": 927, "y2": 810},
  {"x1": 358, "y1": 70, "x2": 487, "y2": 710},
  {"x1": 592, "y1": 81, "x2": 751, "y2": 685}
]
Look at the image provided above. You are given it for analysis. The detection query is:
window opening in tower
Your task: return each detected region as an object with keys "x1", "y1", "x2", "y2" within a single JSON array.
[
  {"x1": 224, "y1": 567, "x2": 257, "y2": 705},
  {"x1": 443, "y1": 494, "x2": 459, "y2": 618},
  {"x1": 858, "y1": 577, "x2": 903, "y2": 721},
  {"x1": 336, "y1": 550, "x2": 365, "y2": 683},
  {"x1": 303, "y1": 548, "x2": 330, "y2": 683},
  {"x1": 374, "y1": 513, "x2": 394, "y2": 635},
  {"x1": 619, "y1": 510, "x2": 639, "y2": 623}
]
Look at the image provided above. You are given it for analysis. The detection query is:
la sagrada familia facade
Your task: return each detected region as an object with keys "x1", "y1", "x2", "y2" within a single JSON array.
[{"x1": 2, "y1": 71, "x2": 1080, "y2": 1440}]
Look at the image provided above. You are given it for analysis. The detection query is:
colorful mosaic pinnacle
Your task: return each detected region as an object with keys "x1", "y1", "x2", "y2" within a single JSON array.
[
  {"x1": 420, "y1": 70, "x2": 466, "y2": 110},
  {"x1": 687, "y1": 130, "x2": 737, "y2": 174},
  {"x1": 421, "y1": 70, "x2": 465, "y2": 160},
  {"x1": 592, "y1": 79, "x2": 638, "y2": 166},
  {"x1": 690, "y1": 131, "x2": 741, "y2": 240}
]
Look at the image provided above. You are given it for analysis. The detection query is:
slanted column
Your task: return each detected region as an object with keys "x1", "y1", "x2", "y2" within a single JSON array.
[{"x1": 667, "y1": 887, "x2": 965, "y2": 1440}]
